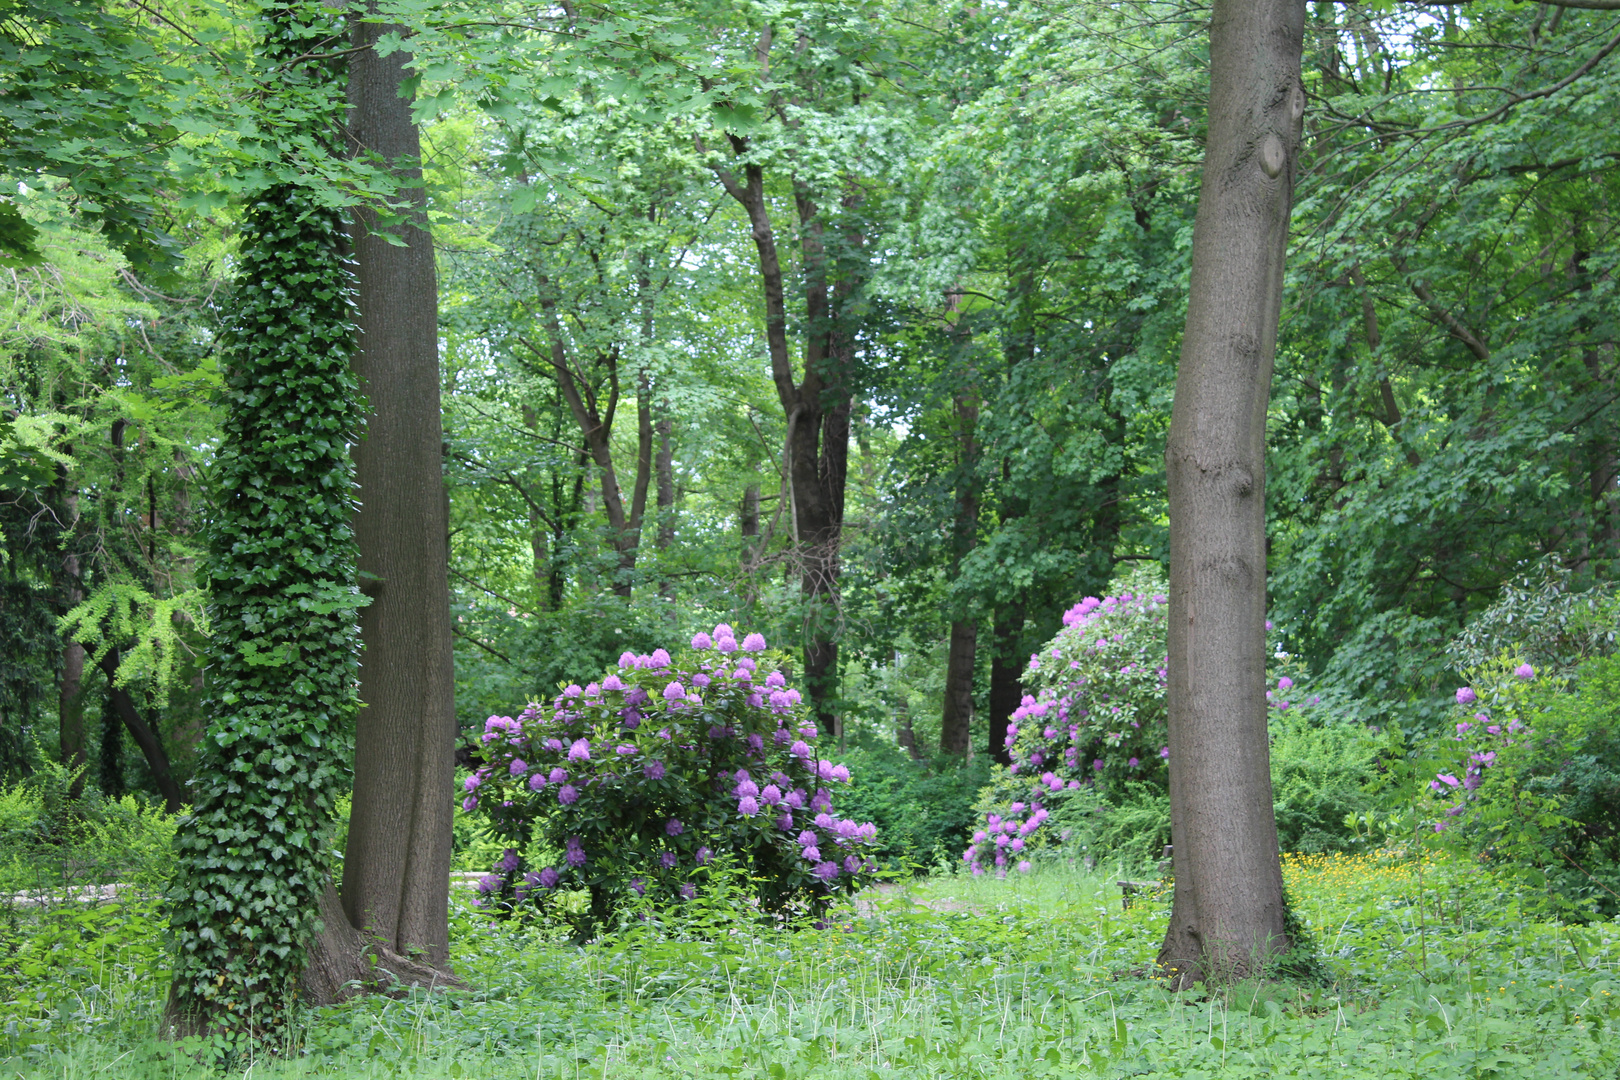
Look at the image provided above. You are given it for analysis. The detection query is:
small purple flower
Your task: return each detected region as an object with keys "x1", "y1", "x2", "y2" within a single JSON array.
[
  {"x1": 1159, "y1": 746, "x2": 1170, "y2": 759},
  {"x1": 665, "y1": 818, "x2": 684, "y2": 836},
  {"x1": 843, "y1": 855, "x2": 861, "y2": 874},
  {"x1": 742, "y1": 632, "x2": 767, "y2": 652},
  {"x1": 693, "y1": 673, "x2": 711, "y2": 688},
  {"x1": 1128, "y1": 757, "x2": 1140, "y2": 768},
  {"x1": 766, "y1": 670, "x2": 786, "y2": 688},
  {"x1": 663, "y1": 681, "x2": 686, "y2": 701},
  {"x1": 509, "y1": 758, "x2": 528, "y2": 776},
  {"x1": 803, "y1": 845, "x2": 821, "y2": 862},
  {"x1": 463, "y1": 773, "x2": 483, "y2": 793},
  {"x1": 1456, "y1": 686, "x2": 1477, "y2": 706},
  {"x1": 718, "y1": 636, "x2": 739, "y2": 654},
  {"x1": 798, "y1": 829, "x2": 818, "y2": 847},
  {"x1": 630, "y1": 877, "x2": 646, "y2": 895},
  {"x1": 776, "y1": 812, "x2": 794, "y2": 830},
  {"x1": 1435, "y1": 773, "x2": 1460, "y2": 788},
  {"x1": 461, "y1": 795, "x2": 478, "y2": 811},
  {"x1": 563, "y1": 684, "x2": 583, "y2": 698},
  {"x1": 695, "y1": 846, "x2": 712, "y2": 864},
  {"x1": 616, "y1": 744, "x2": 639, "y2": 756},
  {"x1": 1278, "y1": 676, "x2": 1294, "y2": 691},
  {"x1": 649, "y1": 648, "x2": 672, "y2": 668},
  {"x1": 1017, "y1": 860, "x2": 1032, "y2": 874},
  {"x1": 644, "y1": 760, "x2": 666, "y2": 780},
  {"x1": 497, "y1": 848, "x2": 520, "y2": 873},
  {"x1": 528, "y1": 774, "x2": 547, "y2": 792},
  {"x1": 660, "y1": 851, "x2": 678, "y2": 869},
  {"x1": 761, "y1": 784, "x2": 783, "y2": 804},
  {"x1": 549, "y1": 766, "x2": 568, "y2": 784},
  {"x1": 539, "y1": 867, "x2": 560, "y2": 888},
  {"x1": 813, "y1": 861, "x2": 839, "y2": 883},
  {"x1": 692, "y1": 632, "x2": 714, "y2": 650},
  {"x1": 739, "y1": 795, "x2": 761, "y2": 816},
  {"x1": 679, "y1": 882, "x2": 697, "y2": 900},
  {"x1": 1093, "y1": 759, "x2": 1104, "y2": 771},
  {"x1": 618, "y1": 651, "x2": 638, "y2": 668},
  {"x1": 558, "y1": 784, "x2": 579, "y2": 805},
  {"x1": 790, "y1": 740, "x2": 810, "y2": 759},
  {"x1": 476, "y1": 874, "x2": 501, "y2": 895},
  {"x1": 568, "y1": 738, "x2": 591, "y2": 761},
  {"x1": 565, "y1": 837, "x2": 586, "y2": 866},
  {"x1": 1515, "y1": 663, "x2": 1536, "y2": 681},
  {"x1": 830, "y1": 764, "x2": 850, "y2": 783}
]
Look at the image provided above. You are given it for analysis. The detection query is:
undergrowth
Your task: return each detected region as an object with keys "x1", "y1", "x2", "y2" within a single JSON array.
[{"x1": 3, "y1": 850, "x2": 1619, "y2": 1077}]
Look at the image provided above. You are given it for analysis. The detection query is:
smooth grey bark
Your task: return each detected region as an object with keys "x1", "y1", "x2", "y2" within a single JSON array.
[
  {"x1": 1159, "y1": 0, "x2": 1305, "y2": 988},
  {"x1": 316, "y1": 12, "x2": 457, "y2": 993}
]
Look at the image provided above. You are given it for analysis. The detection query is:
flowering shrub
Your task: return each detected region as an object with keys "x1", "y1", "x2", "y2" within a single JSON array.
[
  {"x1": 964, "y1": 567, "x2": 1171, "y2": 875},
  {"x1": 460, "y1": 625, "x2": 879, "y2": 932}
]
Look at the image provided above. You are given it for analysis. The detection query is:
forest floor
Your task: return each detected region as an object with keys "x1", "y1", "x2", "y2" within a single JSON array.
[{"x1": 5, "y1": 849, "x2": 1620, "y2": 1078}]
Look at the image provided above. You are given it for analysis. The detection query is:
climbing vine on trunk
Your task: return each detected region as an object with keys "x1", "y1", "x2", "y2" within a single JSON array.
[{"x1": 166, "y1": 2, "x2": 362, "y2": 1042}]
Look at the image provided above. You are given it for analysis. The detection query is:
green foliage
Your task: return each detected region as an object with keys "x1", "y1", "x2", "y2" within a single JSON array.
[
  {"x1": 460, "y1": 633, "x2": 879, "y2": 936},
  {"x1": 1268, "y1": 715, "x2": 1383, "y2": 855},
  {"x1": 164, "y1": 2, "x2": 361, "y2": 1042},
  {"x1": 826, "y1": 745, "x2": 989, "y2": 869}
]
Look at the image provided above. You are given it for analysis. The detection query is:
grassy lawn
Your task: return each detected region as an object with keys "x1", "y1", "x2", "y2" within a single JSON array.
[{"x1": 5, "y1": 851, "x2": 1619, "y2": 1078}]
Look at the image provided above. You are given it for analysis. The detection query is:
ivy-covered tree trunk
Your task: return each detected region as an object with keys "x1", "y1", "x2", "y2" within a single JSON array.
[
  {"x1": 1158, "y1": 0, "x2": 1305, "y2": 989},
  {"x1": 165, "y1": 4, "x2": 362, "y2": 1042}
]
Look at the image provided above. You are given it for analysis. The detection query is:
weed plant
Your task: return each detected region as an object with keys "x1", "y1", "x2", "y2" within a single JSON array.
[{"x1": 5, "y1": 845, "x2": 1620, "y2": 1077}]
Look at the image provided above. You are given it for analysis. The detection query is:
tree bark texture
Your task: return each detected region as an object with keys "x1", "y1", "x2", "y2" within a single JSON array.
[
  {"x1": 939, "y1": 352, "x2": 980, "y2": 758},
  {"x1": 939, "y1": 619, "x2": 976, "y2": 756},
  {"x1": 336, "y1": 13, "x2": 457, "y2": 983},
  {"x1": 1159, "y1": 0, "x2": 1305, "y2": 988}
]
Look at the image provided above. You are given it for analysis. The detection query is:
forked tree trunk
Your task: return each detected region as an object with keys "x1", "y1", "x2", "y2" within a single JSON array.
[
  {"x1": 312, "y1": 11, "x2": 457, "y2": 996},
  {"x1": 1158, "y1": 0, "x2": 1305, "y2": 988}
]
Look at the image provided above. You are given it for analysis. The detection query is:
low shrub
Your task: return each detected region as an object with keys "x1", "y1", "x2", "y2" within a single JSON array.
[{"x1": 459, "y1": 624, "x2": 879, "y2": 934}]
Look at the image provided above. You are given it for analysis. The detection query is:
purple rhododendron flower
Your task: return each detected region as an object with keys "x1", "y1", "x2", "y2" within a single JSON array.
[
  {"x1": 665, "y1": 818, "x2": 683, "y2": 836},
  {"x1": 1128, "y1": 757, "x2": 1140, "y2": 768},
  {"x1": 1093, "y1": 759, "x2": 1105, "y2": 771},
  {"x1": 790, "y1": 740, "x2": 810, "y2": 759},
  {"x1": 1516, "y1": 663, "x2": 1536, "y2": 680},
  {"x1": 680, "y1": 882, "x2": 698, "y2": 900},
  {"x1": 692, "y1": 632, "x2": 713, "y2": 650},
  {"x1": 497, "y1": 848, "x2": 520, "y2": 873},
  {"x1": 736, "y1": 779, "x2": 760, "y2": 798},
  {"x1": 568, "y1": 739, "x2": 591, "y2": 761},
  {"x1": 1159, "y1": 746, "x2": 1170, "y2": 759},
  {"x1": 539, "y1": 867, "x2": 560, "y2": 888},
  {"x1": 714, "y1": 622, "x2": 735, "y2": 638},
  {"x1": 803, "y1": 845, "x2": 822, "y2": 861},
  {"x1": 742, "y1": 632, "x2": 767, "y2": 652},
  {"x1": 693, "y1": 673, "x2": 711, "y2": 688},
  {"x1": 766, "y1": 670, "x2": 786, "y2": 688},
  {"x1": 798, "y1": 829, "x2": 818, "y2": 847},
  {"x1": 1017, "y1": 860, "x2": 1032, "y2": 874},
  {"x1": 527, "y1": 774, "x2": 546, "y2": 792},
  {"x1": 650, "y1": 648, "x2": 672, "y2": 668},
  {"x1": 813, "y1": 861, "x2": 839, "y2": 883},
  {"x1": 718, "y1": 636, "x2": 738, "y2": 654},
  {"x1": 549, "y1": 766, "x2": 568, "y2": 784},
  {"x1": 616, "y1": 744, "x2": 638, "y2": 756},
  {"x1": 630, "y1": 877, "x2": 646, "y2": 896},
  {"x1": 738, "y1": 795, "x2": 760, "y2": 816},
  {"x1": 618, "y1": 651, "x2": 637, "y2": 668},
  {"x1": 461, "y1": 795, "x2": 477, "y2": 812},
  {"x1": 660, "y1": 852, "x2": 678, "y2": 869},
  {"x1": 844, "y1": 855, "x2": 861, "y2": 874},
  {"x1": 695, "y1": 846, "x2": 712, "y2": 864},
  {"x1": 1278, "y1": 676, "x2": 1294, "y2": 691},
  {"x1": 509, "y1": 758, "x2": 527, "y2": 776},
  {"x1": 463, "y1": 774, "x2": 482, "y2": 792},
  {"x1": 761, "y1": 784, "x2": 782, "y2": 804},
  {"x1": 663, "y1": 681, "x2": 686, "y2": 701},
  {"x1": 777, "y1": 813, "x2": 794, "y2": 830},
  {"x1": 558, "y1": 784, "x2": 579, "y2": 805},
  {"x1": 476, "y1": 874, "x2": 500, "y2": 894},
  {"x1": 1456, "y1": 686, "x2": 1477, "y2": 706}
]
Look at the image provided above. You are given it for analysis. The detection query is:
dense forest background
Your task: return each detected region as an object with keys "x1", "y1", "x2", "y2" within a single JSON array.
[{"x1": 2, "y1": 0, "x2": 1617, "y2": 803}]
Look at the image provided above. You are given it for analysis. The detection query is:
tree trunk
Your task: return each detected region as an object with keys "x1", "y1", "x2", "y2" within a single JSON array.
[
  {"x1": 95, "y1": 647, "x2": 183, "y2": 811},
  {"x1": 1158, "y1": 0, "x2": 1305, "y2": 988},
  {"x1": 940, "y1": 619, "x2": 976, "y2": 756},
  {"x1": 987, "y1": 603, "x2": 1023, "y2": 766},
  {"x1": 330, "y1": 11, "x2": 456, "y2": 989},
  {"x1": 656, "y1": 416, "x2": 675, "y2": 551}
]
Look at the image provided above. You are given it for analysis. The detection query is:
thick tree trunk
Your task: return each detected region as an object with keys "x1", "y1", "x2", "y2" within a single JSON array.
[
  {"x1": 327, "y1": 12, "x2": 457, "y2": 992},
  {"x1": 940, "y1": 355, "x2": 979, "y2": 758},
  {"x1": 1158, "y1": 0, "x2": 1305, "y2": 988},
  {"x1": 987, "y1": 603, "x2": 1023, "y2": 766}
]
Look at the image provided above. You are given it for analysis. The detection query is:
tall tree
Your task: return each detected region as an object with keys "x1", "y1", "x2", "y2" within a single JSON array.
[
  {"x1": 305, "y1": 6, "x2": 458, "y2": 998},
  {"x1": 1158, "y1": 0, "x2": 1306, "y2": 987}
]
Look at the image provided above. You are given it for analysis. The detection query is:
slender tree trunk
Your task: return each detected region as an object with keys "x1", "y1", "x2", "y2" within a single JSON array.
[
  {"x1": 940, "y1": 620, "x2": 976, "y2": 756},
  {"x1": 656, "y1": 416, "x2": 675, "y2": 550},
  {"x1": 987, "y1": 603, "x2": 1022, "y2": 766},
  {"x1": 1158, "y1": 0, "x2": 1305, "y2": 988},
  {"x1": 95, "y1": 647, "x2": 182, "y2": 811},
  {"x1": 323, "y1": 10, "x2": 456, "y2": 987},
  {"x1": 940, "y1": 346, "x2": 980, "y2": 757}
]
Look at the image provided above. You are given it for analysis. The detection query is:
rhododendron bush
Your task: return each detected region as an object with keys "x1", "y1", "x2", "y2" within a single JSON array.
[
  {"x1": 964, "y1": 567, "x2": 1172, "y2": 876},
  {"x1": 460, "y1": 625, "x2": 879, "y2": 932}
]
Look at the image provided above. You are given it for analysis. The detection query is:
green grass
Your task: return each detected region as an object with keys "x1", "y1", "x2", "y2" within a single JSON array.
[{"x1": 5, "y1": 851, "x2": 1620, "y2": 1077}]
